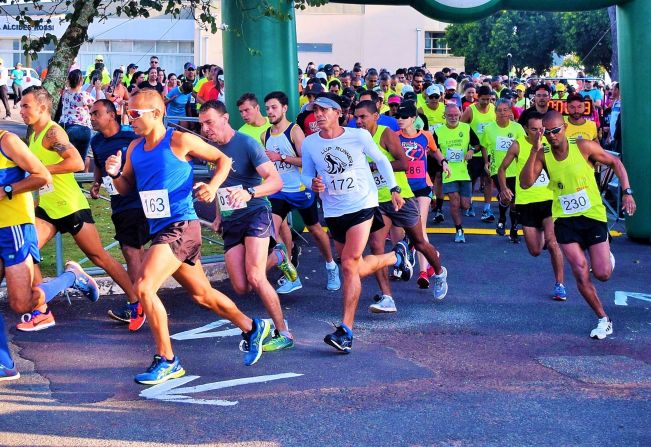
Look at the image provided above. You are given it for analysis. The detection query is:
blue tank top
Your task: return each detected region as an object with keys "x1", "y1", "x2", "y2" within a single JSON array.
[
  {"x1": 130, "y1": 128, "x2": 197, "y2": 234},
  {"x1": 398, "y1": 131, "x2": 432, "y2": 192}
]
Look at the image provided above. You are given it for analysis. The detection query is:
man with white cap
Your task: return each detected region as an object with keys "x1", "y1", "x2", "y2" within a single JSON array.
[{"x1": 301, "y1": 93, "x2": 412, "y2": 353}]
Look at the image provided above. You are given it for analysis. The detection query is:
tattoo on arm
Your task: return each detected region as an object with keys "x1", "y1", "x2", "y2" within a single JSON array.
[{"x1": 45, "y1": 127, "x2": 72, "y2": 154}]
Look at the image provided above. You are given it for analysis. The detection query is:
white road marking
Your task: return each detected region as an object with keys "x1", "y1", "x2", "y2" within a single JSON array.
[{"x1": 614, "y1": 291, "x2": 651, "y2": 306}]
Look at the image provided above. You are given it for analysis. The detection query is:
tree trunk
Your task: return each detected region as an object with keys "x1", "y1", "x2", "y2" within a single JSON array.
[
  {"x1": 608, "y1": 6, "x2": 618, "y2": 81},
  {"x1": 42, "y1": 0, "x2": 101, "y2": 113}
]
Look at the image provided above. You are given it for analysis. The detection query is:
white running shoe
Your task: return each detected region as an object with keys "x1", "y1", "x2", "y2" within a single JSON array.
[
  {"x1": 610, "y1": 251, "x2": 615, "y2": 273},
  {"x1": 590, "y1": 317, "x2": 613, "y2": 340},
  {"x1": 277, "y1": 278, "x2": 302, "y2": 295},
  {"x1": 432, "y1": 266, "x2": 448, "y2": 300},
  {"x1": 369, "y1": 294, "x2": 397, "y2": 313},
  {"x1": 326, "y1": 264, "x2": 341, "y2": 291}
]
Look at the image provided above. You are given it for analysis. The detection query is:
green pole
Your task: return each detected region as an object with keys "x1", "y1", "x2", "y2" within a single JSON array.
[
  {"x1": 221, "y1": 0, "x2": 299, "y2": 129},
  {"x1": 617, "y1": 0, "x2": 651, "y2": 240}
]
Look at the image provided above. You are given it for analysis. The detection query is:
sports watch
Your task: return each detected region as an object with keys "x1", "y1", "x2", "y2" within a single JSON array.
[
  {"x1": 390, "y1": 186, "x2": 401, "y2": 194},
  {"x1": 623, "y1": 188, "x2": 634, "y2": 196},
  {"x1": 247, "y1": 187, "x2": 256, "y2": 198},
  {"x1": 3, "y1": 184, "x2": 13, "y2": 200},
  {"x1": 280, "y1": 154, "x2": 287, "y2": 161}
]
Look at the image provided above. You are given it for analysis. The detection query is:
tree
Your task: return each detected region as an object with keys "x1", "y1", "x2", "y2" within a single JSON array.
[
  {"x1": 445, "y1": 11, "x2": 560, "y2": 76},
  {"x1": 556, "y1": 8, "x2": 612, "y2": 75},
  {"x1": 0, "y1": 0, "x2": 326, "y2": 112}
]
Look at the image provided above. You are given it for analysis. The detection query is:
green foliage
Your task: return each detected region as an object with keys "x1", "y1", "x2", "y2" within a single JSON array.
[{"x1": 556, "y1": 9, "x2": 612, "y2": 74}]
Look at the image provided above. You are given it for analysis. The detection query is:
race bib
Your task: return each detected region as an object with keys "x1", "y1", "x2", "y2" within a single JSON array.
[
  {"x1": 447, "y1": 148, "x2": 464, "y2": 163},
  {"x1": 406, "y1": 159, "x2": 425, "y2": 179},
  {"x1": 274, "y1": 160, "x2": 294, "y2": 173},
  {"x1": 431, "y1": 123, "x2": 443, "y2": 131},
  {"x1": 325, "y1": 172, "x2": 358, "y2": 196},
  {"x1": 372, "y1": 169, "x2": 387, "y2": 189},
  {"x1": 217, "y1": 185, "x2": 247, "y2": 213},
  {"x1": 533, "y1": 170, "x2": 550, "y2": 187},
  {"x1": 39, "y1": 183, "x2": 54, "y2": 195},
  {"x1": 495, "y1": 136, "x2": 513, "y2": 152},
  {"x1": 559, "y1": 189, "x2": 591, "y2": 215},
  {"x1": 139, "y1": 189, "x2": 171, "y2": 218},
  {"x1": 477, "y1": 122, "x2": 489, "y2": 135},
  {"x1": 101, "y1": 176, "x2": 119, "y2": 196}
]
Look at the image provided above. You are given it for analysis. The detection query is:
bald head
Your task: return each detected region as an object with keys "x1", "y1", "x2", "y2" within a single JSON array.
[
  {"x1": 542, "y1": 110, "x2": 564, "y2": 128},
  {"x1": 130, "y1": 88, "x2": 165, "y2": 114}
]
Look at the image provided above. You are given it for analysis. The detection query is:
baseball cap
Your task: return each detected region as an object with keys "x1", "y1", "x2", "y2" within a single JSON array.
[
  {"x1": 387, "y1": 95, "x2": 401, "y2": 105},
  {"x1": 490, "y1": 75, "x2": 501, "y2": 83},
  {"x1": 342, "y1": 87, "x2": 356, "y2": 99},
  {"x1": 500, "y1": 89, "x2": 515, "y2": 100},
  {"x1": 324, "y1": 64, "x2": 334, "y2": 75},
  {"x1": 515, "y1": 84, "x2": 525, "y2": 92},
  {"x1": 305, "y1": 81, "x2": 325, "y2": 95},
  {"x1": 555, "y1": 83, "x2": 566, "y2": 92},
  {"x1": 315, "y1": 71, "x2": 327, "y2": 81},
  {"x1": 127, "y1": 63, "x2": 138, "y2": 70},
  {"x1": 396, "y1": 102, "x2": 417, "y2": 118},
  {"x1": 425, "y1": 84, "x2": 442, "y2": 97},
  {"x1": 400, "y1": 84, "x2": 414, "y2": 94},
  {"x1": 312, "y1": 93, "x2": 342, "y2": 110},
  {"x1": 95, "y1": 54, "x2": 104, "y2": 61},
  {"x1": 184, "y1": 62, "x2": 196, "y2": 70},
  {"x1": 403, "y1": 91, "x2": 417, "y2": 101},
  {"x1": 444, "y1": 78, "x2": 457, "y2": 90}
]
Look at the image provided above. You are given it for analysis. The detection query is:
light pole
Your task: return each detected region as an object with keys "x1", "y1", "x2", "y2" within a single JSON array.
[{"x1": 507, "y1": 53, "x2": 512, "y2": 89}]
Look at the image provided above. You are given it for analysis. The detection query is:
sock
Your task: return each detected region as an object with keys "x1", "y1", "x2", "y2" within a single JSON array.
[
  {"x1": 436, "y1": 198, "x2": 444, "y2": 211},
  {"x1": 129, "y1": 301, "x2": 139, "y2": 312},
  {"x1": 498, "y1": 204, "x2": 507, "y2": 223},
  {"x1": 510, "y1": 209, "x2": 518, "y2": 230},
  {"x1": 37, "y1": 271, "x2": 76, "y2": 303},
  {"x1": 483, "y1": 203, "x2": 491, "y2": 212},
  {"x1": 165, "y1": 356, "x2": 175, "y2": 363},
  {"x1": 0, "y1": 317, "x2": 14, "y2": 368},
  {"x1": 279, "y1": 330, "x2": 293, "y2": 339},
  {"x1": 274, "y1": 248, "x2": 284, "y2": 266},
  {"x1": 455, "y1": 225, "x2": 462, "y2": 231},
  {"x1": 325, "y1": 260, "x2": 336, "y2": 270}
]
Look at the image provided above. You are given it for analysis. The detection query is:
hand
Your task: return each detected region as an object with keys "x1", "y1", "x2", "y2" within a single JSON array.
[
  {"x1": 500, "y1": 188, "x2": 513, "y2": 204},
  {"x1": 391, "y1": 191, "x2": 405, "y2": 212},
  {"x1": 532, "y1": 127, "x2": 544, "y2": 151},
  {"x1": 211, "y1": 216, "x2": 222, "y2": 235},
  {"x1": 193, "y1": 182, "x2": 217, "y2": 203},
  {"x1": 311, "y1": 175, "x2": 325, "y2": 193},
  {"x1": 622, "y1": 194, "x2": 636, "y2": 216},
  {"x1": 265, "y1": 150, "x2": 281, "y2": 162},
  {"x1": 227, "y1": 187, "x2": 251, "y2": 209},
  {"x1": 94, "y1": 79, "x2": 102, "y2": 89},
  {"x1": 90, "y1": 181, "x2": 101, "y2": 199},
  {"x1": 464, "y1": 151, "x2": 474, "y2": 161},
  {"x1": 442, "y1": 163, "x2": 452, "y2": 179},
  {"x1": 484, "y1": 162, "x2": 491, "y2": 175},
  {"x1": 105, "y1": 150, "x2": 122, "y2": 177}
]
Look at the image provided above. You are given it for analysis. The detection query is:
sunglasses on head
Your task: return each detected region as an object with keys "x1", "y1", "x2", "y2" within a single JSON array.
[
  {"x1": 543, "y1": 126, "x2": 563, "y2": 136},
  {"x1": 126, "y1": 108, "x2": 155, "y2": 120}
]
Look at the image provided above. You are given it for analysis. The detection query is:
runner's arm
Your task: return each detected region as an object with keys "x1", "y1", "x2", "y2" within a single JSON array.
[
  {"x1": 181, "y1": 132, "x2": 232, "y2": 194},
  {"x1": 105, "y1": 139, "x2": 138, "y2": 195},
  {"x1": 363, "y1": 131, "x2": 397, "y2": 190},
  {"x1": 460, "y1": 106, "x2": 472, "y2": 123},
  {"x1": 497, "y1": 140, "x2": 519, "y2": 201},
  {"x1": 42, "y1": 125, "x2": 85, "y2": 174},
  {"x1": 287, "y1": 124, "x2": 306, "y2": 167},
  {"x1": 0, "y1": 133, "x2": 51, "y2": 197},
  {"x1": 379, "y1": 128, "x2": 408, "y2": 172},
  {"x1": 519, "y1": 130, "x2": 545, "y2": 189}
]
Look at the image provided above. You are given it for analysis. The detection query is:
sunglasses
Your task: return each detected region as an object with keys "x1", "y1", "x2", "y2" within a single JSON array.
[
  {"x1": 428, "y1": 94, "x2": 440, "y2": 99},
  {"x1": 126, "y1": 108, "x2": 155, "y2": 120},
  {"x1": 396, "y1": 113, "x2": 413, "y2": 119},
  {"x1": 543, "y1": 126, "x2": 563, "y2": 136}
]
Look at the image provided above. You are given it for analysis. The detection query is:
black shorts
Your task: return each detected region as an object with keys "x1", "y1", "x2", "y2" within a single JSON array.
[
  {"x1": 35, "y1": 207, "x2": 95, "y2": 236},
  {"x1": 468, "y1": 157, "x2": 486, "y2": 182},
  {"x1": 378, "y1": 198, "x2": 421, "y2": 228},
  {"x1": 270, "y1": 195, "x2": 319, "y2": 227},
  {"x1": 411, "y1": 186, "x2": 433, "y2": 199},
  {"x1": 222, "y1": 207, "x2": 274, "y2": 253},
  {"x1": 554, "y1": 215, "x2": 609, "y2": 250},
  {"x1": 111, "y1": 208, "x2": 150, "y2": 249},
  {"x1": 325, "y1": 207, "x2": 384, "y2": 244},
  {"x1": 516, "y1": 200, "x2": 552, "y2": 229},
  {"x1": 491, "y1": 175, "x2": 516, "y2": 197},
  {"x1": 151, "y1": 220, "x2": 202, "y2": 266}
]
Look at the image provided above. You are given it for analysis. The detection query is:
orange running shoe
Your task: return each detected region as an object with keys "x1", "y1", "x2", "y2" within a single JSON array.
[
  {"x1": 128, "y1": 301, "x2": 146, "y2": 332},
  {"x1": 16, "y1": 309, "x2": 55, "y2": 332}
]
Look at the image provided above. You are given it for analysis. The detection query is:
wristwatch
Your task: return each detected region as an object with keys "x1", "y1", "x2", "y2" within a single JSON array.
[
  {"x1": 3, "y1": 184, "x2": 13, "y2": 200},
  {"x1": 390, "y1": 186, "x2": 401, "y2": 194},
  {"x1": 623, "y1": 188, "x2": 634, "y2": 196},
  {"x1": 280, "y1": 154, "x2": 287, "y2": 161},
  {"x1": 247, "y1": 187, "x2": 256, "y2": 198}
]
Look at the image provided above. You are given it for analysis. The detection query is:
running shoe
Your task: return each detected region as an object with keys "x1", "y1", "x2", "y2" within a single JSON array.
[
  {"x1": 134, "y1": 355, "x2": 185, "y2": 385},
  {"x1": 454, "y1": 229, "x2": 466, "y2": 243},
  {"x1": 65, "y1": 261, "x2": 100, "y2": 302},
  {"x1": 610, "y1": 251, "x2": 615, "y2": 272},
  {"x1": 242, "y1": 318, "x2": 270, "y2": 366},
  {"x1": 553, "y1": 283, "x2": 567, "y2": 301},
  {"x1": 291, "y1": 243, "x2": 302, "y2": 270},
  {"x1": 463, "y1": 206, "x2": 475, "y2": 217},
  {"x1": 277, "y1": 277, "x2": 302, "y2": 295},
  {"x1": 496, "y1": 222, "x2": 506, "y2": 236},
  {"x1": 129, "y1": 301, "x2": 147, "y2": 332},
  {"x1": 0, "y1": 362, "x2": 20, "y2": 382},
  {"x1": 16, "y1": 309, "x2": 55, "y2": 332},
  {"x1": 324, "y1": 324, "x2": 353, "y2": 353},
  {"x1": 108, "y1": 302, "x2": 131, "y2": 324},
  {"x1": 417, "y1": 271, "x2": 430, "y2": 289},
  {"x1": 369, "y1": 294, "x2": 397, "y2": 313},
  {"x1": 590, "y1": 317, "x2": 613, "y2": 340},
  {"x1": 432, "y1": 267, "x2": 448, "y2": 300},
  {"x1": 433, "y1": 210, "x2": 445, "y2": 224},
  {"x1": 481, "y1": 210, "x2": 495, "y2": 223},
  {"x1": 262, "y1": 330, "x2": 294, "y2": 352},
  {"x1": 274, "y1": 243, "x2": 298, "y2": 282},
  {"x1": 509, "y1": 228, "x2": 520, "y2": 244},
  {"x1": 326, "y1": 264, "x2": 341, "y2": 291},
  {"x1": 393, "y1": 240, "x2": 413, "y2": 281}
]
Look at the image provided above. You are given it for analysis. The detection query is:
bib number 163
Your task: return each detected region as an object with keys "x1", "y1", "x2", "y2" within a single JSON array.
[{"x1": 139, "y1": 189, "x2": 171, "y2": 218}]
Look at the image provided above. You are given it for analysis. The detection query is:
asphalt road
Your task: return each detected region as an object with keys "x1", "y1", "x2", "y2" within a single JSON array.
[{"x1": 0, "y1": 214, "x2": 649, "y2": 447}]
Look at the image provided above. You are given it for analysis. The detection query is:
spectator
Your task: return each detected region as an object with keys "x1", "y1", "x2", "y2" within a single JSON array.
[
  {"x1": 138, "y1": 67, "x2": 164, "y2": 94},
  {"x1": 59, "y1": 69, "x2": 95, "y2": 161},
  {"x1": 165, "y1": 80, "x2": 193, "y2": 127},
  {"x1": 0, "y1": 59, "x2": 10, "y2": 118},
  {"x1": 105, "y1": 68, "x2": 129, "y2": 122},
  {"x1": 10, "y1": 62, "x2": 24, "y2": 109},
  {"x1": 128, "y1": 71, "x2": 145, "y2": 94}
]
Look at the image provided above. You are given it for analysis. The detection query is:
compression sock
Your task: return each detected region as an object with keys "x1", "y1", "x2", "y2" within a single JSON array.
[{"x1": 37, "y1": 271, "x2": 76, "y2": 303}]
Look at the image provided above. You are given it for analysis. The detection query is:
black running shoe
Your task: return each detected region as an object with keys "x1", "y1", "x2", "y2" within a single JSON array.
[{"x1": 324, "y1": 324, "x2": 353, "y2": 353}]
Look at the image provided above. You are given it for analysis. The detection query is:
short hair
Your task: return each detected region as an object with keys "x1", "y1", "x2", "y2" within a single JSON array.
[
  {"x1": 200, "y1": 99, "x2": 228, "y2": 115},
  {"x1": 523, "y1": 110, "x2": 544, "y2": 127},
  {"x1": 130, "y1": 88, "x2": 165, "y2": 113},
  {"x1": 355, "y1": 99, "x2": 378, "y2": 114},
  {"x1": 67, "y1": 69, "x2": 84, "y2": 89},
  {"x1": 359, "y1": 89, "x2": 379, "y2": 103},
  {"x1": 379, "y1": 73, "x2": 390, "y2": 82},
  {"x1": 444, "y1": 103, "x2": 460, "y2": 113},
  {"x1": 264, "y1": 90, "x2": 288, "y2": 107},
  {"x1": 150, "y1": 55, "x2": 159, "y2": 60},
  {"x1": 236, "y1": 92, "x2": 258, "y2": 107},
  {"x1": 94, "y1": 99, "x2": 117, "y2": 115},
  {"x1": 566, "y1": 93, "x2": 584, "y2": 103},
  {"x1": 477, "y1": 85, "x2": 492, "y2": 96},
  {"x1": 22, "y1": 85, "x2": 52, "y2": 110},
  {"x1": 329, "y1": 79, "x2": 342, "y2": 89},
  {"x1": 495, "y1": 98, "x2": 512, "y2": 109},
  {"x1": 535, "y1": 83, "x2": 552, "y2": 94},
  {"x1": 542, "y1": 110, "x2": 564, "y2": 125}
]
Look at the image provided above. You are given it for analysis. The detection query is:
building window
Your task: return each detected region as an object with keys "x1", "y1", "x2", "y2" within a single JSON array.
[{"x1": 425, "y1": 31, "x2": 450, "y2": 55}]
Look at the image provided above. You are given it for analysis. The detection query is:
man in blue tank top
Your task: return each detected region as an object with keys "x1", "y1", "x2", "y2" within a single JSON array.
[
  {"x1": 105, "y1": 89, "x2": 271, "y2": 385},
  {"x1": 198, "y1": 99, "x2": 295, "y2": 354}
]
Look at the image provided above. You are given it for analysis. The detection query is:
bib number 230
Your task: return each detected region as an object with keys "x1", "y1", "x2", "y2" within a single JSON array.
[
  {"x1": 139, "y1": 189, "x2": 171, "y2": 218},
  {"x1": 559, "y1": 189, "x2": 591, "y2": 215}
]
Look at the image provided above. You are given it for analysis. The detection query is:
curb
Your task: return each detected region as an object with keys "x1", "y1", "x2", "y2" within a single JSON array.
[{"x1": 0, "y1": 261, "x2": 229, "y2": 301}]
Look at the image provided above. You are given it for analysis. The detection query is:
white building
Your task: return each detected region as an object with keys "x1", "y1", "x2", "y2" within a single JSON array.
[{"x1": 0, "y1": 3, "x2": 463, "y2": 75}]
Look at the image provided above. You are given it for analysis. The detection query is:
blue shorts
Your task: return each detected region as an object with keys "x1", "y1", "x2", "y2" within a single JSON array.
[
  {"x1": 443, "y1": 180, "x2": 472, "y2": 198},
  {"x1": 270, "y1": 190, "x2": 319, "y2": 226},
  {"x1": 0, "y1": 224, "x2": 40, "y2": 267}
]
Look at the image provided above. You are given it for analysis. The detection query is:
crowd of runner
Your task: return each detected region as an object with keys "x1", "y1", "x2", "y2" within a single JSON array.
[{"x1": 0, "y1": 57, "x2": 635, "y2": 386}]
